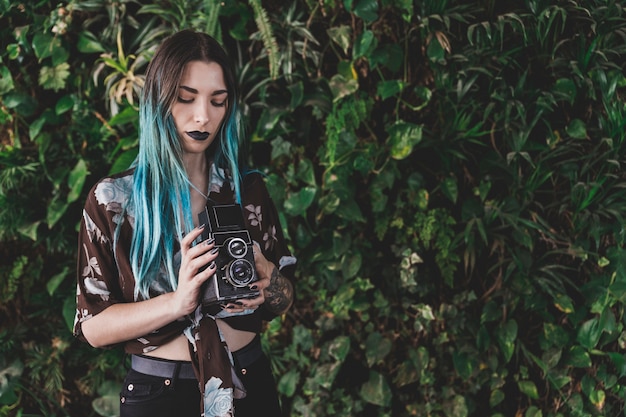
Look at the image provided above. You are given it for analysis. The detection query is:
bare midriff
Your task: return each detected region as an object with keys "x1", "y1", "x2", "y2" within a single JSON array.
[{"x1": 143, "y1": 319, "x2": 256, "y2": 361}]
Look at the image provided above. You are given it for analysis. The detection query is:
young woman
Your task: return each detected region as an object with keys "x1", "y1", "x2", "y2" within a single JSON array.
[{"x1": 74, "y1": 30, "x2": 295, "y2": 417}]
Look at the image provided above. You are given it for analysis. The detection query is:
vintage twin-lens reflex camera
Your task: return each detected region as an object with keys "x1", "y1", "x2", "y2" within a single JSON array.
[{"x1": 198, "y1": 202, "x2": 260, "y2": 306}]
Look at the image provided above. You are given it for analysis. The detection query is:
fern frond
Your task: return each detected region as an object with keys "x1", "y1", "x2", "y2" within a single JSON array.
[
  {"x1": 249, "y1": 0, "x2": 280, "y2": 80},
  {"x1": 202, "y1": 0, "x2": 223, "y2": 43}
]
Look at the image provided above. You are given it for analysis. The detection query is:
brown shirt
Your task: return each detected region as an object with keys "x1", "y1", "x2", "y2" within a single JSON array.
[{"x1": 73, "y1": 167, "x2": 296, "y2": 354}]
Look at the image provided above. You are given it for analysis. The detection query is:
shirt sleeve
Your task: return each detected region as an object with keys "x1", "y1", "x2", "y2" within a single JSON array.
[
  {"x1": 73, "y1": 183, "x2": 125, "y2": 344},
  {"x1": 241, "y1": 173, "x2": 297, "y2": 319}
]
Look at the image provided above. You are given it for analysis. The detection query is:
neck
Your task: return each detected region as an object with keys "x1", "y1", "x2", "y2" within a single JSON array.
[{"x1": 183, "y1": 152, "x2": 209, "y2": 199}]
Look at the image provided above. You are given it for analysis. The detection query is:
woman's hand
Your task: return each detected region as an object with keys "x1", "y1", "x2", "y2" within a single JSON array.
[
  {"x1": 222, "y1": 242, "x2": 293, "y2": 315},
  {"x1": 174, "y1": 224, "x2": 219, "y2": 316}
]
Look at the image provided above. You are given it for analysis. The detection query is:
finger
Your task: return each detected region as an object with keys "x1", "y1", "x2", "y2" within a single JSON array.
[{"x1": 181, "y1": 224, "x2": 207, "y2": 251}]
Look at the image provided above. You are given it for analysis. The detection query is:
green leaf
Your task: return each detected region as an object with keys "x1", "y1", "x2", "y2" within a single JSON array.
[
  {"x1": 387, "y1": 121, "x2": 423, "y2": 159},
  {"x1": 377, "y1": 80, "x2": 406, "y2": 100},
  {"x1": 353, "y1": 30, "x2": 376, "y2": 59},
  {"x1": 47, "y1": 194, "x2": 69, "y2": 228},
  {"x1": 365, "y1": 332, "x2": 392, "y2": 366},
  {"x1": 67, "y1": 159, "x2": 88, "y2": 203},
  {"x1": 577, "y1": 317, "x2": 601, "y2": 349},
  {"x1": 39, "y1": 63, "x2": 70, "y2": 92},
  {"x1": 564, "y1": 345, "x2": 591, "y2": 368},
  {"x1": 496, "y1": 320, "x2": 518, "y2": 363},
  {"x1": 518, "y1": 380, "x2": 539, "y2": 399},
  {"x1": 77, "y1": 31, "x2": 105, "y2": 53},
  {"x1": 327, "y1": 25, "x2": 352, "y2": 56},
  {"x1": 92, "y1": 395, "x2": 119, "y2": 417},
  {"x1": 490, "y1": 389, "x2": 505, "y2": 407},
  {"x1": 441, "y1": 177, "x2": 458, "y2": 204},
  {"x1": 554, "y1": 294, "x2": 575, "y2": 313},
  {"x1": 32, "y1": 33, "x2": 59, "y2": 60},
  {"x1": 554, "y1": 78, "x2": 577, "y2": 104},
  {"x1": 452, "y1": 351, "x2": 474, "y2": 380},
  {"x1": 0, "y1": 65, "x2": 15, "y2": 94},
  {"x1": 342, "y1": 253, "x2": 362, "y2": 279},
  {"x1": 277, "y1": 368, "x2": 299, "y2": 397},
  {"x1": 29, "y1": 116, "x2": 46, "y2": 141},
  {"x1": 55, "y1": 95, "x2": 74, "y2": 115},
  {"x1": 565, "y1": 119, "x2": 587, "y2": 139},
  {"x1": 329, "y1": 74, "x2": 359, "y2": 102},
  {"x1": 110, "y1": 148, "x2": 138, "y2": 174},
  {"x1": 109, "y1": 106, "x2": 139, "y2": 126},
  {"x1": 353, "y1": 0, "x2": 379, "y2": 23},
  {"x1": 284, "y1": 186, "x2": 317, "y2": 216},
  {"x1": 360, "y1": 371, "x2": 392, "y2": 407},
  {"x1": 63, "y1": 295, "x2": 76, "y2": 333},
  {"x1": 328, "y1": 335, "x2": 351, "y2": 362},
  {"x1": 46, "y1": 267, "x2": 69, "y2": 296}
]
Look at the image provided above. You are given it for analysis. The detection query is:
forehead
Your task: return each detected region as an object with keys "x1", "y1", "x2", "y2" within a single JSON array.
[{"x1": 179, "y1": 60, "x2": 227, "y2": 91}]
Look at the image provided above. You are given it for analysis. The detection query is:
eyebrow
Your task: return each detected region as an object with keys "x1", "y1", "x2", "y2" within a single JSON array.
[{"x1": 179, "y1": 86, "x2": 228, "y2": 96}]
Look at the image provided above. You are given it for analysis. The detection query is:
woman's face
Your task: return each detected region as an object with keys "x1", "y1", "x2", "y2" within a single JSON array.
[{"x1": 171, "y1": 60, "x2": 228, "y2": 155}]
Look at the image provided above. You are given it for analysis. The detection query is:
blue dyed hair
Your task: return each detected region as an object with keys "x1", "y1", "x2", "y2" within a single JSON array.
[{"x1": 124, "y1": 30, "x2": 245, "y2": 299}]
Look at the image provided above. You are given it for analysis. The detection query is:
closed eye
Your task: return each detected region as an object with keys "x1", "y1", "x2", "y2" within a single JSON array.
[
  {"x1": 177, "y1": 97, "x2": 194, "y2": 104},
  {"x1": 211, "y1": 100, "x2": 227, "y2": 107}
]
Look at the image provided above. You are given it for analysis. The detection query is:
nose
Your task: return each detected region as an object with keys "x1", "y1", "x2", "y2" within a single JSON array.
[{"x1": 194, "y1": 101, "x2": 210, "y2": 126}]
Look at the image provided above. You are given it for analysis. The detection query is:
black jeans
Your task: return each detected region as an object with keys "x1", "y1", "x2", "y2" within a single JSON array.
[{"x1": 119, "y1": 351, "x2": 282, "y2": 417}]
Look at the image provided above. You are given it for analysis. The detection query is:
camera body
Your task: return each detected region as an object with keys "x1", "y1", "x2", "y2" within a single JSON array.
[{"x1": 198, "y1": 202, "x2": 260, "y2": 306}]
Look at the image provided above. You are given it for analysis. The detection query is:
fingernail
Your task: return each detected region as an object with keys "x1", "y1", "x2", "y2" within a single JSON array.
[
  {"x1": 210, "y1": 247, "x2": 219, "y2": 254},
  {"x1": 209, "y1": 261, "x2": 217, "y2": 270},
  {"x1": 234, "y1": 301, "x2": 244, "y2": 305},
  {"x1": 205, "y1": 238, "x2": 215, "y2": 246},
  {"x1": 225, "y1": 304, "x2": 235, "y2": 309},
  {"x1": 249, "y1": 285, "x2": 258, "y2": 290}
]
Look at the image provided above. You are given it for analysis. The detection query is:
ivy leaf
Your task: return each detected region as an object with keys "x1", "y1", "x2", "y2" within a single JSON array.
[
  {"x1": 327, "y1": 25, "x2": 352, "y2": 56},
  {"x1": 577, "y1": 317, "x2": 601, "y2": 349},
  {"x1": 518, "y1": 380, "x2": 539, "y2": 399},
  {"x1": 39, "y1": 63, "x2": 70, "y2": 92},
  {"x1": 360, "y1": 371, "x2": 392, "y2": 407},
  {"x1": 55, "y1": 95, "x2": 74, "y2": 115},
  {"x1": 328, "y1": 335, "x2": 351, "y2": 362},
  {"x1": 365, "y1": 332, "x2": 392, "y2": 366},
  {"x1": 284, "y1": 186, "x2": 317, "y2": 216},
  {"x1": 353, "y1": 0, "x2": 379, "y2": 23},
  {"x1": 277, "y1": 368, "x2": 299, "y2": 397},
  {"x1": 496, "y1": 319, "x2": 518, "y2": 363},
  {"x1": 32, "y1": 33, "x2": 59, "y2": 60},
  {"x1": 387, "y1": 121, "x2": 423, "y2": 160},
  {"x1": 354, "y1": 30, "x2": 376, "y2": 59},
  {"x1": 566, "y1": 118, "x2": 587, "y2": 139},
  {"x1": 329, "y1": 74, "x2": 359, "y2": 102},
  {"x1": 377, "y1": 80, "x2": 406, "y2": 100},
  {"x1": 564, "y1": 345, "x2": 591, "y2": 368},
  {"x1": 0, "y1": 65, "x2": 14, "y2": 94},
  {"x1": 341, "y1": 252, "x2": 362, "y2": 279}
]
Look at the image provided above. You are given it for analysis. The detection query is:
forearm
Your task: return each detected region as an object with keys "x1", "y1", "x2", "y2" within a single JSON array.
[
  {"x1": 263, "y1": 266, "x2": 294, "y2": 315},
  {"x1": 80, "y1": 292, "x2": 182, "y2": 348}
]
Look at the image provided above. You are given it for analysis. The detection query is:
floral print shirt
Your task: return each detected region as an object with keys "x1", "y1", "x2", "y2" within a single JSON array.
[{"x1": 74, "y1": 165, "x2": 296, "y2": 416}]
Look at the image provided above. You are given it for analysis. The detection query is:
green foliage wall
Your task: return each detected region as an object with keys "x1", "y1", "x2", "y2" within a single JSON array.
[{"x1": 1, "y1": 1, "x2": 625, "y2": 416}]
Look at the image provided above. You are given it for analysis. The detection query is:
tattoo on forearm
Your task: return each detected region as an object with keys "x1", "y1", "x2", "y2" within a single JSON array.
[{"x1": 264, "y1": 266, "x2": 293, "y2": 314}]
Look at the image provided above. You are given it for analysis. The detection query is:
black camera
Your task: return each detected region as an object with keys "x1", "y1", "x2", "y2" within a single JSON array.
[{"x1": 198, "y1": 202, "x2": 260, "y2": 305}]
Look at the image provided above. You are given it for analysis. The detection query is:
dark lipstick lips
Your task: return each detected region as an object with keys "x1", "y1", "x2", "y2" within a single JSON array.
[{"x1": 187, "y1": 131, "x2": 210, "y2": 141}]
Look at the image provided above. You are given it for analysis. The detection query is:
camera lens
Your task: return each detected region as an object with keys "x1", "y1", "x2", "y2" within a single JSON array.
[
  {"x1": 227, "y1": 259, "x2": 255, "y2": 287},
  {"x1": 226, "y1": 238, "x2": 248, "y2": 258}
]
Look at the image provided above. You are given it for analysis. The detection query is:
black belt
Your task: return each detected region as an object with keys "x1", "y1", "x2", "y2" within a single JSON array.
[
  {"x1": 130, "y1": 336, "x2": 263, "y2": 379},
  {"x1": 131, "y1": 354, "x2": 197, "y2": 379}
]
